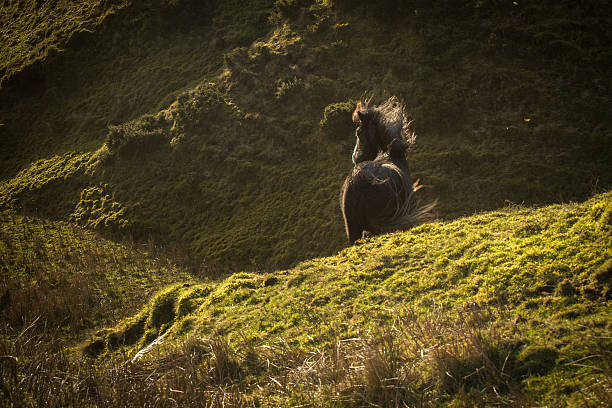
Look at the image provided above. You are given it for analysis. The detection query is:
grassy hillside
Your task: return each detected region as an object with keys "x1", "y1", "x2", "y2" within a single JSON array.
[
  {"x1": 4, "y1": 192, "x2": 610, "y2": 406},
  {"x1": 1, "y1": 2, "x2": 611, "y2": 406},
  {"x1": 0, "y1": 211, "x2": 193, "y2": 339},
  {"x1": 1, "y1": 0, "x2": 610, "y2": 270},
  {"x1": 0, "y1": 0, "x2": 130, "y2": 87}
]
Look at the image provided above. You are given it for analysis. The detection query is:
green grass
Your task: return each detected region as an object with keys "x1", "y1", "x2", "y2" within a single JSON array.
[
  {"x1": 1, "y1": 0, "x2": 610, "y2": 271},
  {"x1": 69, "y1": 191, "x2": 611, "y2": 406},
  {"x1": 0, "y1": 211, "x2": 194, "y2": 338},
  {"x1": 1, "y1": 2, "x2": 611, "y2": 405}
]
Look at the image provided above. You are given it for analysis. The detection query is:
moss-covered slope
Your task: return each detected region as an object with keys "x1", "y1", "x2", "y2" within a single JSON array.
[
  {"x1": 0, "y1": 0, "x2": 271, "y2": 177},
  {"x1": 1, "y1": 0, "x2": 611, "y2": 270},
  {"x1": 83, "y1": 192, "x2": 611, "y2": 406},
  {"x1": 0, "y1": 0, "x2": 130, "y2": 87}
]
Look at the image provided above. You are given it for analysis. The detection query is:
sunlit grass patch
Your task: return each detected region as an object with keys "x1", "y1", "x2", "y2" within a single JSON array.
[{"x1": 75, "y1": 192, "x2": 612, "y2": 405}]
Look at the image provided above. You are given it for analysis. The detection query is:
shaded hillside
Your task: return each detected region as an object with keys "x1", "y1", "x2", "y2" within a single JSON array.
[
  {"x1": 0, "y1": 0, "x2": 271, "y2": 177},
  {"x1": 5, "y1": 192, "x2": 611, "y2": 407},
  {"x1": 1, "y1": 0, "x2": 611, "y2": 270},
  {"x1": 0, "y1": 211, "x2": 193, "y2": 339},
  {"x1": 0, "y1": 0, "x2": 129, "y2": 87}
]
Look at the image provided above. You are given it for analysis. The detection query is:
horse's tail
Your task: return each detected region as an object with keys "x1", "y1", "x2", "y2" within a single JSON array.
[
  {"x1": 369, "y1": 178, "x2": 437, "y2": 234},
  {"x1": 401, "y1": 179, "x2": 437, "y2": 227}
]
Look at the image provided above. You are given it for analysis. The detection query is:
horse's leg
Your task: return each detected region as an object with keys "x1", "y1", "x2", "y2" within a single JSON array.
[{"x1": 341, "y1": 183, "x2": 366, "y2": 244}]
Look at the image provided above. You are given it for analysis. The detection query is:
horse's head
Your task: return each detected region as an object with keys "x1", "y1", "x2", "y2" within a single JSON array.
[{"x1": 351, "y1": 96, "x2": 414, "y2": 165}]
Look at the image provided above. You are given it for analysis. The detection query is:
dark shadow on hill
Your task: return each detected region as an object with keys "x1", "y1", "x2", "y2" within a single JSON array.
[{"x1": 1, "y1": 0, "x2": 611, "y2": 271}]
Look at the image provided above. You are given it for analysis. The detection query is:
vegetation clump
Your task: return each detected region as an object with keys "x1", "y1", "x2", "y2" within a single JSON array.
[
  {"x1": 319, "y1": 100, "x2": 356, "y2": 140},
  {"x1": 71, "y1": 184, "x2": 130, "y2": 232},
  {"x1": 105, "y1": 114, "x2": 168, "y2": 158}
]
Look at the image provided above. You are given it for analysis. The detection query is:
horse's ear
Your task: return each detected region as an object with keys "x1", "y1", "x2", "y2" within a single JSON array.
[
  {"x1": 353, "y1": 108, "x2": 368, "y2": 124},
  {"x1": 352, "y1": 102, "x2": 361, "y2": 123},
  {"x1": 353, "y1": 101, "x2": 370, "y2": 123}
]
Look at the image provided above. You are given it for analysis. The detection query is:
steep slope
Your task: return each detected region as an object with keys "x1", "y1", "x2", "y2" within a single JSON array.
[
  {"x1": 0, "y1": 0, "x2": 271, "y2": 178},
  {"x1": 61, "y1": 192, "x2": 611, "y2": 407},
  {"x1": 0, "y1": 0, "x2": 129, "y2": 87},
  {"x1": 1, "y1": 1, "x2": 611, "y2": 269},
  {"x1": 0, "y1": 211, "x2": 194, "y2": 339}
]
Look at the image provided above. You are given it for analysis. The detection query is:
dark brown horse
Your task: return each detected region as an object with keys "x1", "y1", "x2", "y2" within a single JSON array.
[{"x1": 341, "y1": 96, "x2": 435, "y2": 243}]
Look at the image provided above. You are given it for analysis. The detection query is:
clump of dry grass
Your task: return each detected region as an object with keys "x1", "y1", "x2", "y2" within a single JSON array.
[
  {"x1": 1, "y1": 324, "x2": 246, "y2": 407},
  {"x1": 565, "y1": 328, "x2": 612, "y2": 407},
  {"x1": 4, "y1": 302, "x2": 611, "y2": 407},
  {"x1": 2, "y1": 305, "x2": 524, "y2": 407},
  {"x1": 279, "y1": 305, "x2": 525, "y2": 407}
]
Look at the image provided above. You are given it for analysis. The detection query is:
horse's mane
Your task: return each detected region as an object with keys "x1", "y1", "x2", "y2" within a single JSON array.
[{"x1": 353, "y1": 95, "x2": 417, "y2": 149}]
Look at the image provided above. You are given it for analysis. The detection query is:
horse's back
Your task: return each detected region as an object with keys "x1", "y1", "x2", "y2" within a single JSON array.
[
  {"x1": 342, "y1": 159, "x2": 414, "y2": 235},
  {"x1": 350, "y1": 160, "x2": 410, "y2": 201}
]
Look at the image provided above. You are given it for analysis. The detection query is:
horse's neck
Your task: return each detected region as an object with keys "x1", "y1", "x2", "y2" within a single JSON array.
[{"x1": 374, "y1": 124, "x2": 410, "y2": 173}]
